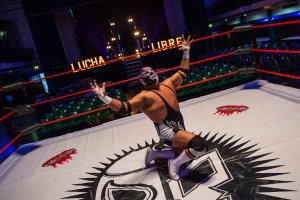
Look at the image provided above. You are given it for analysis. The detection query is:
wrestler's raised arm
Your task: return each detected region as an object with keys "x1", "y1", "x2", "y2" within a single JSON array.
[{"x1": 168, "y1": 35, "x2": 193, "y2": 89}]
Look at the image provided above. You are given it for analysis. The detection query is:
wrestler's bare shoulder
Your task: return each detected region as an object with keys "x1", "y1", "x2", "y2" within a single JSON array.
[{"x1": 135, "y1": 90, "x2": 154, "y2": 100}]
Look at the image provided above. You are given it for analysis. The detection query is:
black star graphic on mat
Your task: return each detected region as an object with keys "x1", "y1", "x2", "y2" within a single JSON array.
[{"x1": 64, "y1": 132, "x2": 294, "y2": 200}]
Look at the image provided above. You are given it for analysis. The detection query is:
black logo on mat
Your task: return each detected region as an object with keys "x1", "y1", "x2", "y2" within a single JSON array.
[{"x1": 64, "y1": 132, "x2": 294, "y2": 200}]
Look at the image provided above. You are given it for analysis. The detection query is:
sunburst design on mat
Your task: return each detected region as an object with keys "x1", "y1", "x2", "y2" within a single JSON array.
[{"x1": 64, "y1": 132, "x2": 294, "y2": 200}]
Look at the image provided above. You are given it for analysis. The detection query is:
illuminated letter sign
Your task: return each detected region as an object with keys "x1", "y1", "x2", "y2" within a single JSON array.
[
  {"x1": 71, "y1": 56, "x2": 106, "y2": 73},
  {"x1": 151, "y1": 36, "x2": 182, "y2": 52}
]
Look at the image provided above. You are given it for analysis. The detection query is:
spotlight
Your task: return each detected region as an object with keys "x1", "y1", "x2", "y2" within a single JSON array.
[
  {"x1": 135, "y1": 49, "x2": 139, "y2": 53},
  {"x1": 106, "y1": 45, "x2": 111, "y2": 49},
  {"x1": 110, "y1": 22, "x2": 115, "y2": 26},
  {"x1": 111, "y1": 37, "x2": 116, "y2": 41},
  {"x1": 128, "y1": 17, "x2": 133, "y2": 23},
  {"x1": 134, "y1": 31, "x2": 140, "y2": 36},
  {"x1": 142, "y1": 37, "x2": 147, "y2": 40}
]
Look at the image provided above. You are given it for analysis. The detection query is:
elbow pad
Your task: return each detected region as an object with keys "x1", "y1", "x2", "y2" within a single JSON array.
[{"x1": 117, "y1": 101, "x2": 132, "y2": 114}]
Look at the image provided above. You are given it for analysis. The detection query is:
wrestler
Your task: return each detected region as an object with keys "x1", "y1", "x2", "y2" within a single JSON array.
[{"x1": 90, "y1": 35, "x2": 208, "y2": 180}]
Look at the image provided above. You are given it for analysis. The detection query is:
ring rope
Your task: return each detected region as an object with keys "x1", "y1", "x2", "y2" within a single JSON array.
[
  {"x1": 31, "y1": 51, "x2": 236, "y2": 107},
  {"x1": 2, "y1": 19, "x2": 300, "y2": 153},
  {"x1": 0, "y1": 133, "x2": 23, "y2": 154},
  {"x1": 22, "y1": 31, "x2": 233, "y2": 85},
  {"x1": 0, "y1": 111, "x2": 16, "y2": 122},
  {"x1": 39, "y1": 71, "x2": 239, "y2": 127},
  {"x1": 2, "y1": 47, "x2": 299, "y2": 121},
  {"x1": 19, "y1": 19, "x2": 300, "y2": 85},
  {"x1": 256, "y1": 69, "x2": 300, "y2": 80},
  {"x1": 179, "y1": 71, "x2": 239, "y2": 89},
  {"x1": 252, "y1": 19, "x2": 300, "y2": 29},
  {"x1": 0, "y1": 54, "x2": 238, "y2": 153},
  {"x1": 251, "y1": 48, "x2": 300, "y2": 54}
]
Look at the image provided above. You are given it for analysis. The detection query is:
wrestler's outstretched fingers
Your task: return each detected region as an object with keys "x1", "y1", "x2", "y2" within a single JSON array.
[
  {"x1": 90, "y1": 82, "x2": 95, "y2": 89},
  {"x1": 94, "y1": 80, "x2": 100, "y2": 89},
  {"x1": 90, "y1": 80, "x2": 104, "y2": 97},
  {"x1": 181, "y1": 34, "x2": 186, "y2": 42},
  {"x1": 186, "y1": 35, "x2": 193, "y2": 45},
  {"x1": 186, "y1": 35, "x2": 190, "y2": 42}
]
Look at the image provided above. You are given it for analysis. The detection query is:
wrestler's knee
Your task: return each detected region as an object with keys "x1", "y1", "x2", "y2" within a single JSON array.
[
  {"x1": 187, "y1": 135, "x2": 208, "y2": 157},
  {"x1": 171, "y1": 129, "x2": 195, "y2": 151}
]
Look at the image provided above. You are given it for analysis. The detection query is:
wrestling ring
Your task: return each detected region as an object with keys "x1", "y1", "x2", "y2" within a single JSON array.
[{"x1": 0, "y1": 19, "x2": 300, "y2": 200}]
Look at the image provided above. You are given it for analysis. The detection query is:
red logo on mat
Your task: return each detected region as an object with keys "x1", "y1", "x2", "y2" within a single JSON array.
[
  {"x1": 214, "y1": 105, "x2": 249, "y2": 116},
  {"x1": 42, "y1": 148, "x2": 77, "y2": 168}
]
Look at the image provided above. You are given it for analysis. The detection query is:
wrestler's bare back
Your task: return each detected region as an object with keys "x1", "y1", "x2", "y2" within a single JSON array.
[{"x1": 135, "y1": 79, "x2": 180, "y2": 123}]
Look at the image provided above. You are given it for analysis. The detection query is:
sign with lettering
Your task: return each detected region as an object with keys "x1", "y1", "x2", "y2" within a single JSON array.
[
  {"x1": 71, "y1": 56, "x2": 106, "y2": 73},
  {"x1": 70, "y1": 36, "x2": 182, "y2": 73},
  {"x1": 151, "y1": 36, "x2": 182, "y2": 52}
]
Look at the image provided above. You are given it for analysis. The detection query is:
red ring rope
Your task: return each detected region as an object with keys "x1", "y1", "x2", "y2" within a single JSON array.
[
  {"x1": 11, "y1": 19, "x2": 300, "y2": 86},
  {"x1": 0, "y1": 111, "x2": 16, "y2": 122},
  {"x1": 0, "y1": 53, "x2": 238, "y2": 153},
  {"x1": 21, "y1": 30, "x2": 234, "y2": 85},
  {"x1": 179, "y1": 71, "x2": 239, "y2": 89},
  {"x1": 251, "y1": 49, "x2": 300, "y2": 54},
  {"x1": 252, "y1": 19, "x2": 300, "y2": 29},
  {"x1": 39, "y1": 71, "x2": 239, "y2": 127},
  {"x1": 2, "y1": 19, "x2": 300, "y2": 153},
  {"x1": 256, "y1": 69, "x2": 300, "y2": 80},
  {"x1": 0, "y1": 133, "x2": 23, "y2": 154},
  {"x1": 31, "y1": 51, "x2": 236, "y2": 107}
]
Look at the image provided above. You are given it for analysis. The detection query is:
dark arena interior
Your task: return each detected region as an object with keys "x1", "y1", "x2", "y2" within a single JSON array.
[{"x1": 0, "y1": 0, "x2": 300, "y2": 199}]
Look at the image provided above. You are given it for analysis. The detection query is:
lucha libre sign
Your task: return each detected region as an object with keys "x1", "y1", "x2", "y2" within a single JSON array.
[
  {"x1": 71, "y1": 56, "x2": 106, "y2": 73},
  {"x1": 65, "y1": 132, "x2": 292, "y2": 200},
  {"x1": 151, "y1": 37, "x2": 182, "y2": 52},
  {"x1": 70, "y1": 36, "x2": 182, "y2": 73}
]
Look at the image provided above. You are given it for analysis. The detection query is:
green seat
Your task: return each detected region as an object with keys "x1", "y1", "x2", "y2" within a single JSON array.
[
  {"x1": 190, "y1": 84, "x2": 202, "y2": 93},
  {"x1": 215, "y1": 77, "x2": 229, "y2": 87},
  {"x1": 39, "y1": 118, "x2": 55, "y2": 135},
  {"x1": 240, "y1": 73, "x2": 256, "y2": 79},
  {"x1": 69, "y1": 116, "x2": 84, "y2": 127},
  {"x1": 202, "y1": 79, "x2": 216, "y2": 89},
  {"x1": 228, "y1": 74, "x2": 241, "y2": 82},
  {"x1": 177, "y1": 78, "x2": 191, "y2": 97},
  {"x1": 54, "y1": 115, "x2": 70, "y2": 132},
  {"x1": 82, "y1": 107, "x2": 98, "y2": 125},
  {"x1": 177, "y1": 88, "x2": 189, "y2": 97},
  {"x1": 189, "y1": 76, "x2": 203, "y2": 93}
]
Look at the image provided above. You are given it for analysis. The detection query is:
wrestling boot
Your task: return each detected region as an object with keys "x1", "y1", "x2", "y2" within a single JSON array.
[
  {"x1": 168, "y1": 150, "x2": 192, "y2": 181},
  {"x1": 145, "y1": 146, "x2": 175, "y2": 167}
]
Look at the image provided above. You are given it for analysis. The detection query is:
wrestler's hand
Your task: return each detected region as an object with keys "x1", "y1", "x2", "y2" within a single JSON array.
[
  {"x1": 179, "y1": 35, "x2": 193, "y2": 52},
  {"x1": 90, "y1": 80, "x2": 112, "y2": 105},
  {"x1": 90, "y1": 80, "x2": 106, "y2": 99}
]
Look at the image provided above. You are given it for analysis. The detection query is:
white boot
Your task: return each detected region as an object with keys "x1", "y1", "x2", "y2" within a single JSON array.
[
  {"x1": 145, "y1": 147, "x2": 175, "y2": 167},
  {"x1": 168, "y1": 150, "x2": 192, "y2": 181}
]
